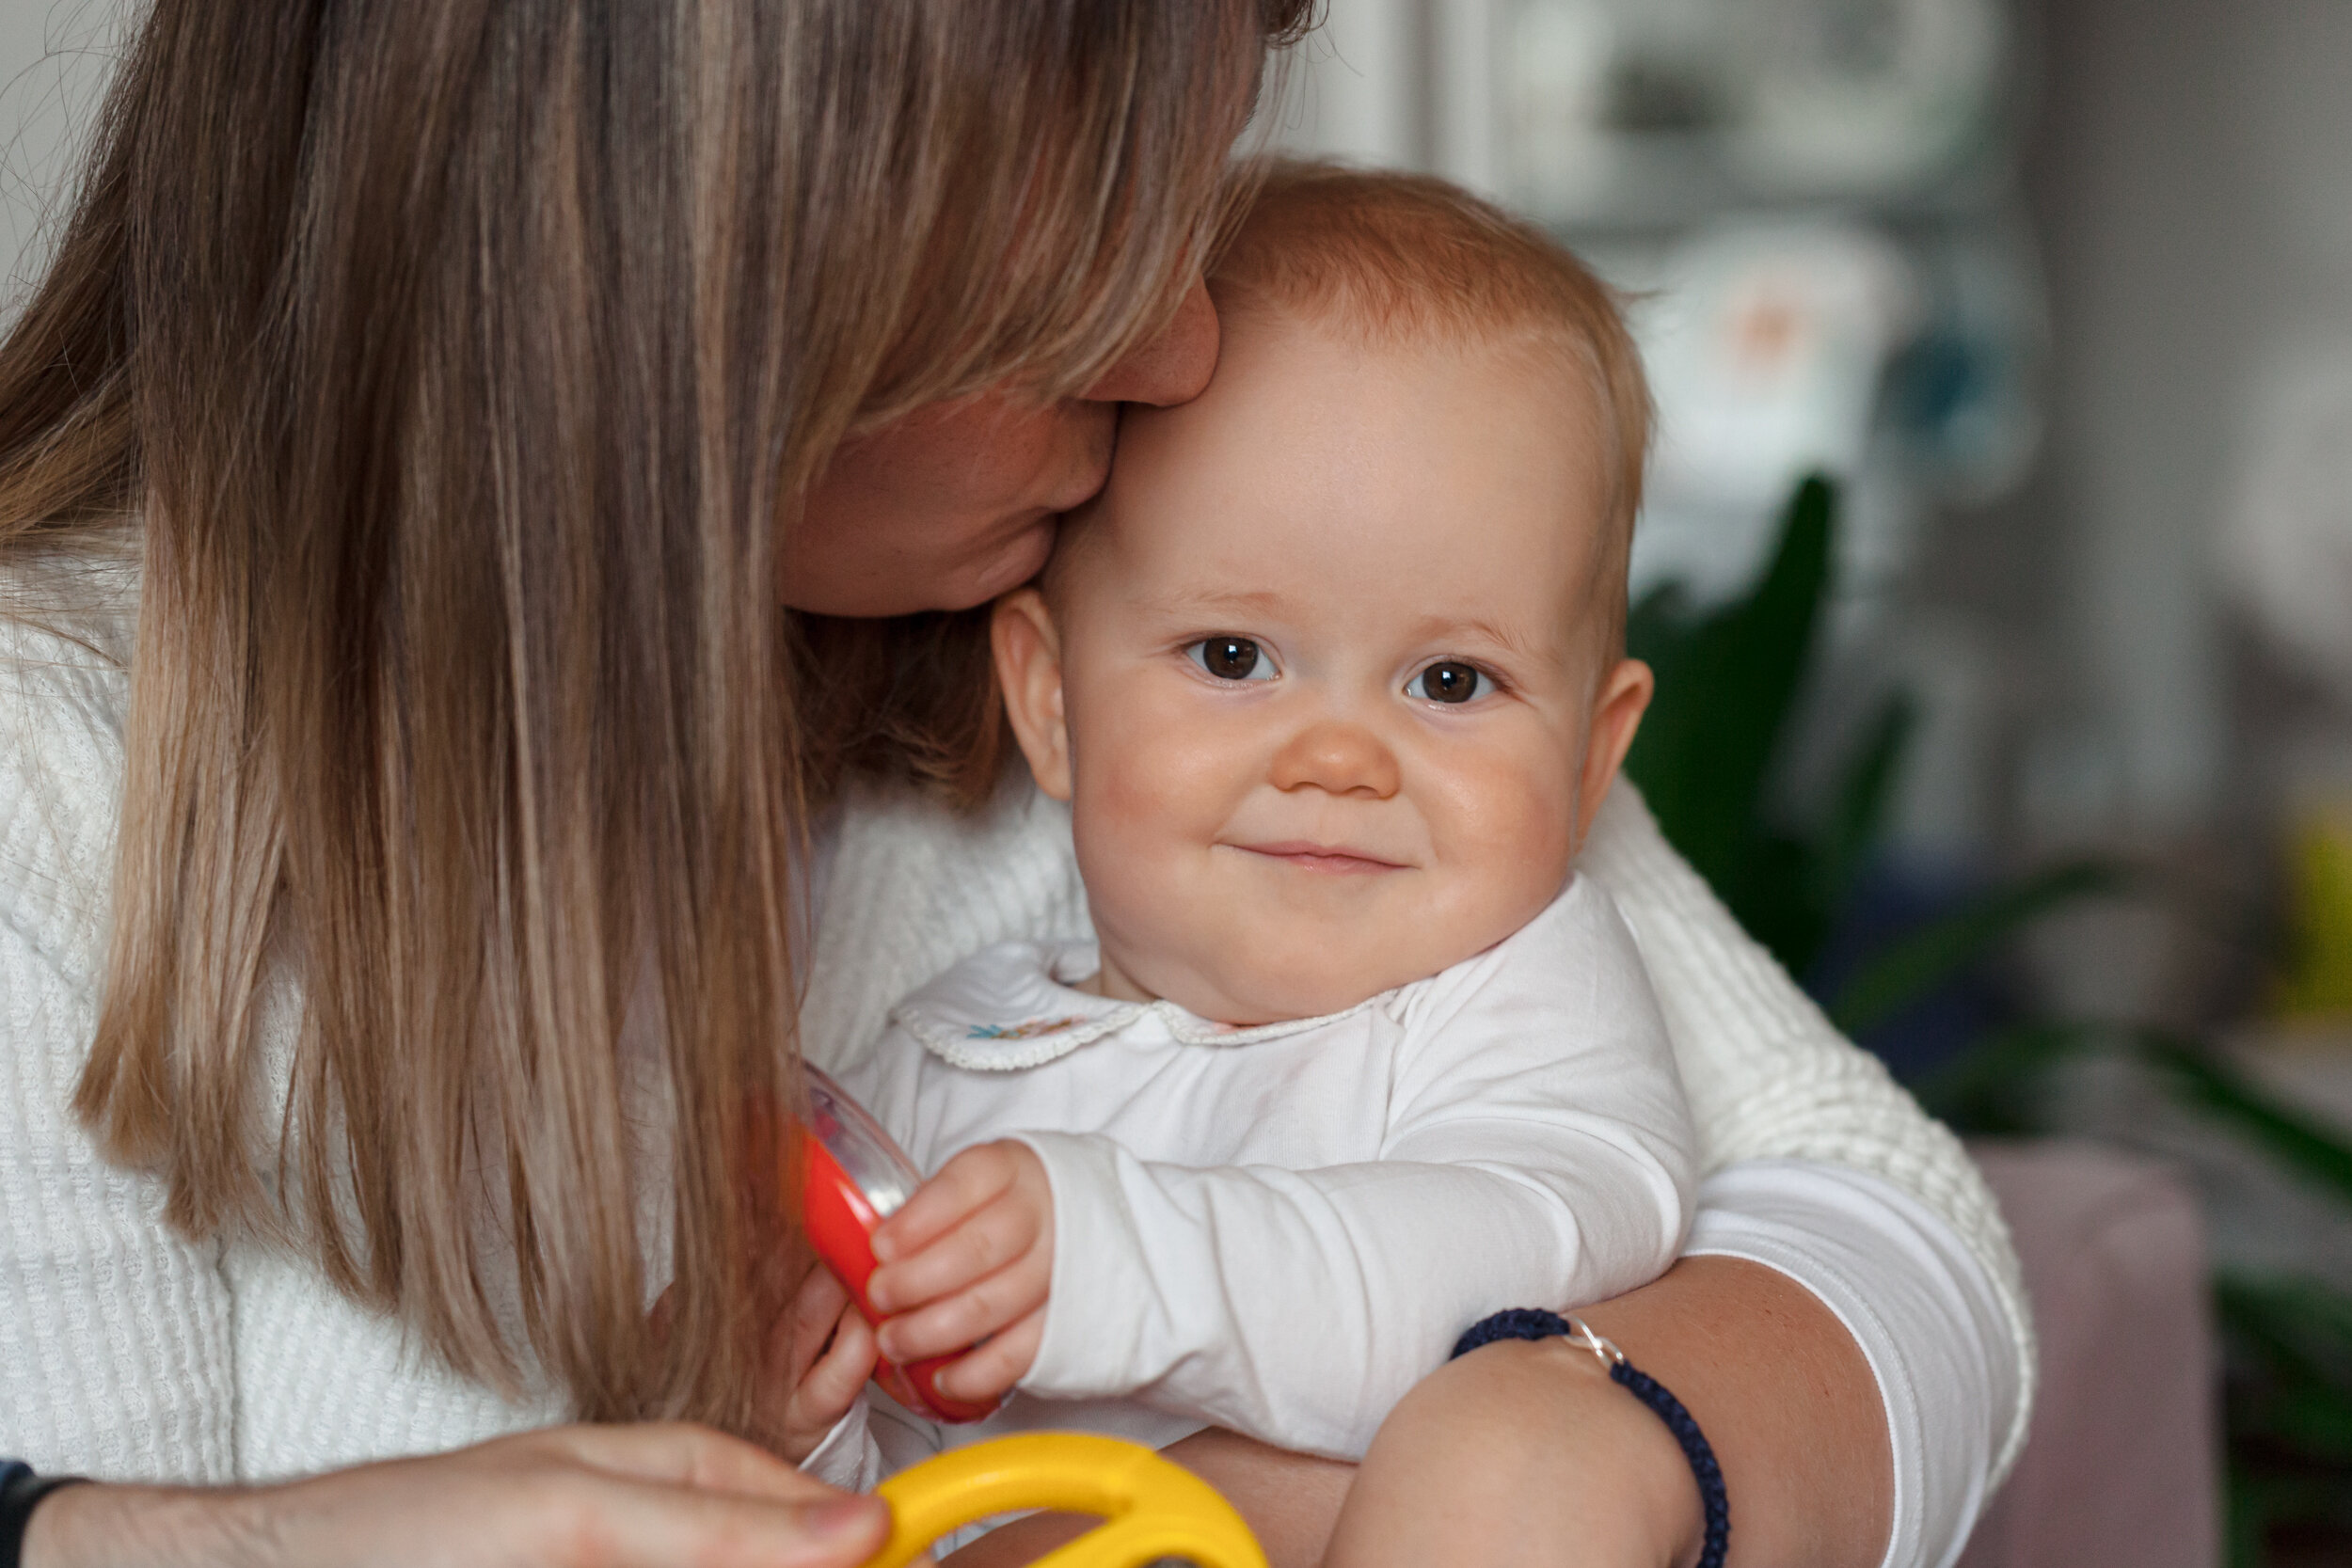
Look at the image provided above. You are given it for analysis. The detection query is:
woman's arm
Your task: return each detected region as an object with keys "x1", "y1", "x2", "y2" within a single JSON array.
[
  {"x1": 23, "y1": 1426, "x2": 898, "y2": 1568},
  {"x1": 1326, "y1": 1256, "x2": 1886, "y2": 1568},
  {"x1": 949, "y1": 1145, "x2": 2016, "y2": 1568},
  {"x1": 937, "y1": 1255, "x2": 1882, "y2": 1568}
]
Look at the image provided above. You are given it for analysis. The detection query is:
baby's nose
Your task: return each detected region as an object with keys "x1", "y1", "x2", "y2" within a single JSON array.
[{"x1": 1268, "y1": 721, "x2": 1401, "y2": 800}]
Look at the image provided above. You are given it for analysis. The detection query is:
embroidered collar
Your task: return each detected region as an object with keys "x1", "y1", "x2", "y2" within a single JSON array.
[{"x1": 888, "y1": 939, "x2": 1373, "y2": 1071}]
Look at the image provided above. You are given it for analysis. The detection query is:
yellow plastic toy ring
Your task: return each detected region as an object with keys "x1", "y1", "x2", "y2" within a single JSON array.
[{"x1": 863, "y1": 1432, "x2": 1270, "y2": 1568}]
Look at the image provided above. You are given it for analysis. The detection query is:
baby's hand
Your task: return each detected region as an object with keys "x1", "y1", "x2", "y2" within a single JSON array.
[
  {"x1": 866, "y1": 1140, "x2": 1055, "y2": 1405},
  {"x1": 770, "y1": 1266, "x2": 882, "y2": 1465}
]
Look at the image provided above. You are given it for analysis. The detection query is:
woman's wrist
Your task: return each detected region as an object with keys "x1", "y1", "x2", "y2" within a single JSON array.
[{"x1": 21, "y1": 1481, "x2": 262, "y2": 1568}]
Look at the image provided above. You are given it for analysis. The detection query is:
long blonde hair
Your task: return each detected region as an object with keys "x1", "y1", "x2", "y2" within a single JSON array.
[{"x1": 0, "y1": 0, "x2": 1311, "y2": 1436}]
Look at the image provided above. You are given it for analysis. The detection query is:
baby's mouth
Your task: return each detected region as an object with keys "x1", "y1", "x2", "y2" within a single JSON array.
[{"x1": 1229, "y1": 841, "x2": 1409, "y2": 875}]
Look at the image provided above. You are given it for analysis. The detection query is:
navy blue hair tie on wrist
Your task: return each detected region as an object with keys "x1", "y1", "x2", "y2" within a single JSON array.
[
  {"x1": 1452, "y1": 1308, "x2": 1730, "y2": 1568},
  {"x1": 2, "y1": 1460, "x2": 88, "y2": 1568}
]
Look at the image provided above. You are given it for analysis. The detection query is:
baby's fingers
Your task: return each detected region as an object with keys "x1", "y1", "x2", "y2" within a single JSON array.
[
  {"x1": 873, "y1": 1143, "x2": 1029, "y2": 1264},
  {"x1": 799, "y1": 1302, "x2": 879, "y2": 1420},
  {"x1": 875, "y1": 1242, "x2": 1050, "y2": 1364},
  {"x1": 931, "y1": 1306, "x2": 1045, "y2": 1403},
  {"x1": 866, "y1": 1183, "x2": 1043, "y2": 1315},
  {"x1": 780, "y1": 1265, "x2": 852, "y2": 1376}
]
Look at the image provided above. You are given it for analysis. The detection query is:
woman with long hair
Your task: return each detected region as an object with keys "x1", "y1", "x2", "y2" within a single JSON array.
[{"x1": 0, "y1": 3, "x2": 2024, "y2": 1565}]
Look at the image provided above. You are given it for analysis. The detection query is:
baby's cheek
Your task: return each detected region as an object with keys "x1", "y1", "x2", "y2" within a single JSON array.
[
  {"x1": 1071, "y1": 705, "x2": 1230, "y2": 891},
  {"x1": 1086, "y1": 712, "x2": 1210, "y2": 839},
  {"x1": 1437, "y1": 750, "x2": 1580, "y2": 922}
]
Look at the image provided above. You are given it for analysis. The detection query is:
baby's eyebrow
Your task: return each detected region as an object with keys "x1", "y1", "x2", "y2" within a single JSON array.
[
  {"x1": 1406, "y1": 612, "x2": 1547, "y2": 661},
  {"x1": 1139, "y1": 587, "x2": 1295, "y2": 621}
]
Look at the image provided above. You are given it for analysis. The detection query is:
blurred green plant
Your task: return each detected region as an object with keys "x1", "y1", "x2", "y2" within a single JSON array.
[
  {"x1": 1623, "y1": 474, "x2": 2123, "y2": 1034},
  {"x1": 1625, "y1": 474, "x2": 2352, "y2": 1566}
]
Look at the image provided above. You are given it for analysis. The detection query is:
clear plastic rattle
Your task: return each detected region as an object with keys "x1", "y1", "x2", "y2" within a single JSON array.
[{"x1": 799, "y1": 1064, "x2": 999, "y2": 1423}]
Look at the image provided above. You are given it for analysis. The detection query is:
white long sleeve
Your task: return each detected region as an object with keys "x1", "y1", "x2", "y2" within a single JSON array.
[
  {"x1": 797, "y1": 1404, "x2": 884, "y2": 1494},
  {"x1": 1576, "y1": 784, "x2": 2035, "y2": 1485},
  {"x1": 4, "y1": 567, "x2": 566, "y2": 1484},
  {"x1": 842, "y1": 877, "x2": 1694, "y2": 1462},
  {"x1": 1, "y1": 573, "x2": 240, "y2": 1482},
  {"x1": 1686, "y1": 1161, "x2": 2018, "y2": 1568}
]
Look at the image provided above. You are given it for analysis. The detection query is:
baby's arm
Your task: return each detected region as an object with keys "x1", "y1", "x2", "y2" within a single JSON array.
[{"x1": 1014, "y1": 880, "x2": 1694, "y2": 1460}]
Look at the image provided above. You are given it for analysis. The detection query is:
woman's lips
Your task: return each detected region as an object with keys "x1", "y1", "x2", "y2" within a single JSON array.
[{"x1": 1231, "y1": 842, "x2": 1409, "y2": 874}]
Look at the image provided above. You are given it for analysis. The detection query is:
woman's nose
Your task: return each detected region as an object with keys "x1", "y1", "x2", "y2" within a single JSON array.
[
  {"x1": 1269, "y1": 721, "x2": 1402, "y2": 800},
  {"x1": 1081, "y1": 277, "x2": 1219, "y2": 406}
]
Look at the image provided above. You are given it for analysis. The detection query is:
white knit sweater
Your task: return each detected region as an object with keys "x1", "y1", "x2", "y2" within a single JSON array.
[{"x1": 0, "y1": 572, "x2": 2032, "y2": 1539}]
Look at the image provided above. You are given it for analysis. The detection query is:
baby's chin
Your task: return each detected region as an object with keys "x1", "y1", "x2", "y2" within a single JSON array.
[
  {"x1": 1090, "y1": 861, "x2": 1573, "y2": 1024},
  {"x1": 1128, "y1": 938, "x2": 1497, "y2": 1028}
]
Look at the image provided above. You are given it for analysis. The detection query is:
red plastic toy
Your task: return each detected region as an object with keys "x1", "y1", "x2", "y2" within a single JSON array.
[{"x1": 799, "y1": 1065, "x2": 1001, "y2": 1424}]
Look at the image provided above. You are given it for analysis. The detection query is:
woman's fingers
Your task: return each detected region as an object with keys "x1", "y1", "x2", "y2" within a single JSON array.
[
  {"x1": 537, "y1": 1420, "x2": 831, "y2": 1497},
  {"x1": 556, "y1": 1426, "x2": 891, "y2": 1568},
  {"x1": 230, "y1": 1425, "x2": 893, "y2": 1568},
  {"x1": 930, "y1": 1306, "x2": 1044, "y2": 1402},
  {"x1": 792, "y1": 1266, "x2": 851, "y2": 1332},
  {"x1": 542, "y1": 1472, "x2": 886, "y2": 1568},
  {"x1": 24, "y1": 1441, "x2": 895, "y2": 1568}
]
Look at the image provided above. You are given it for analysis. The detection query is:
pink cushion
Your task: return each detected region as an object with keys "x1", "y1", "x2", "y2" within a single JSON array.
[{"x1": 1957, "y1": 1141, "x2": 2219, "y2": 1568}]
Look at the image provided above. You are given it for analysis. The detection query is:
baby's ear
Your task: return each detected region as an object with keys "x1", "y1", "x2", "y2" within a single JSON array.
[
  {"x1": 991, "y1": 589, "x2": 1073, "y2": 801},
  {"x1": 1572, "y1": 657, "x2": 1655, "y2": 853}
]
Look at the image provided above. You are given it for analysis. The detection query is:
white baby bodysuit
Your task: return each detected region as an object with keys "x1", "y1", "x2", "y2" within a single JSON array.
[{"x1": 810, "y1": 871, "x2": 1696, "y2": 1488}]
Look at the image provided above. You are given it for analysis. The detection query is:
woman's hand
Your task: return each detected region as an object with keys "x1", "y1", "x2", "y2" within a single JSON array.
[
  {"x1": 866, "y1": 1141, "x2": 1055, "y2": 1404},
  {"x1": 23, "y1": 1423, "x2": 898, "y2": 1568}
]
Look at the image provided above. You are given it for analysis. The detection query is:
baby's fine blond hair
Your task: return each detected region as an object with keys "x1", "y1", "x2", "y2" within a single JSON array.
[{"x1": 1211, "y1": 160, "x2": 1652, "y2": 648}]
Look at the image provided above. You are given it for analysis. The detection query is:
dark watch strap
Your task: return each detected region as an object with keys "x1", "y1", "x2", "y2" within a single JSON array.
[
  {"x1": 2, "y1": 1462, "x2": 89, "y2": 1568},
  {"x1": 1452, "y1": 1307, "x2": 1730, "y2": 1568}
]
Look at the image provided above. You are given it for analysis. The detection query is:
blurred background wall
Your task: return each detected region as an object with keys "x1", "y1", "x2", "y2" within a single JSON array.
[
  {"x1": 0, "y1": 2, "x2": 121, "y2": 318},
  {"x1": 2027, "y1": 0, "x2": 2352, "y2": 851}
]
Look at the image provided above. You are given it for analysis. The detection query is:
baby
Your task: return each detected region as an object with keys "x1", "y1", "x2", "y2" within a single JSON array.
[{"x1": 786, "y1": 163, "x2": 1692, "y2": 1493}]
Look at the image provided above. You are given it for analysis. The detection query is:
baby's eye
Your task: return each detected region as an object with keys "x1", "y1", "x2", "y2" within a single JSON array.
[
  {"x1": 1187, "y1": 636, "x2": 1275, "y2": 682},
  {"x1": 1412, "y1": 661, "x2": 1487, "y2": 705}
]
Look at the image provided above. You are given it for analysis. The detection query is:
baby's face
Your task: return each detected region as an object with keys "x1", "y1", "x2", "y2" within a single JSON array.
[{"x1": 995, "y1": 305, "x2": 1650, "y2": 1024}]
